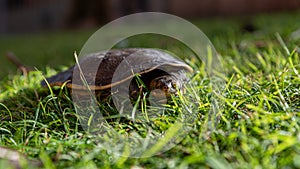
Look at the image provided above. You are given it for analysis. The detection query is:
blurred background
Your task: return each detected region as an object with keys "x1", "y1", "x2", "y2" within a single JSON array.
[
  {"x1": 1, "y1": 0, "x2": 300, "y2": 34},
  {"x1": 0, "y1": 0, "x2": 300, "y2": 79}
]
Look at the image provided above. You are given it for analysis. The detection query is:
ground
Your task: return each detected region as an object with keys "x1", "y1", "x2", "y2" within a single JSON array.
[{"x1": 0, "y1": 11, "x2": 300, "y2": 168}]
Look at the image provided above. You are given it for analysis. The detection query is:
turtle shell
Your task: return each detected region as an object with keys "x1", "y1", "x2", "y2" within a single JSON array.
[{"x1": 41, "y1": 48, "x2": 193, "y2": 90}]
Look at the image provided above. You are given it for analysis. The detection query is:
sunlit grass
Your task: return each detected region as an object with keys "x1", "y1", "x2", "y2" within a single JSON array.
[{"x1": 0, "y1": 11, "x2": 300, "y2": 168}]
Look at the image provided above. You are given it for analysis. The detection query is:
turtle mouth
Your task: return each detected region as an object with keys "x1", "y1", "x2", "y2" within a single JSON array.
[
  {"x1": 148, "y1": 89, "x2": 170, "y2": 105},
  {"x1": 151, "y1": 89, "x2": 168, "y2": 98}
]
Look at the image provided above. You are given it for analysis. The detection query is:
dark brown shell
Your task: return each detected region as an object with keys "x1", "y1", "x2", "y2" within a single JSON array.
[{"x1": 41, "y1": 48, "x2": 193, "y2": 90}]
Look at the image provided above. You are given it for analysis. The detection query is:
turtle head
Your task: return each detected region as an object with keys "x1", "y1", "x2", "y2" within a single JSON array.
[{"x1": 149, "y1": 75, "x2": 182, "y2": 98}]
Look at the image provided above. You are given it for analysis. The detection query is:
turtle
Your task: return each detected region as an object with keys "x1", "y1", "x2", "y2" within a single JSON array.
[{"x1": 41, "y1": 48, "x2": 193, "y2": 101}]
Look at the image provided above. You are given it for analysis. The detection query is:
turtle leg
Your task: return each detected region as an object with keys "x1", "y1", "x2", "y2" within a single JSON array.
[
  {"x1": 129, "y1": 77, "x2": 145, "y2": 101},
  {"x1": 40, "y1": 66, "x2": 74, "y2": 87}
]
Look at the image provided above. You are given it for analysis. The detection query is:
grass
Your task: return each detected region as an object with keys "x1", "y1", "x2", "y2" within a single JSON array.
[
  {"x1": 1, "y1": 10, "x2": 300, "y2": 168},
  {"x1": 0, "y1": 29, "x2": 95, "y2": 79}
]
